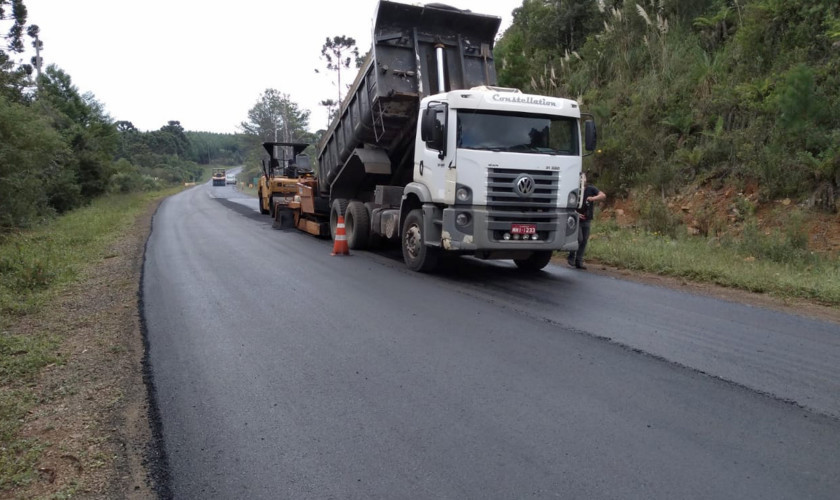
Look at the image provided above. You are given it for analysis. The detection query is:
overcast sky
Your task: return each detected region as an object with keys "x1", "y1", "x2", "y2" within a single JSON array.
[{"x1": 19, "y1": 0, "x2": 523, "y2": 134}]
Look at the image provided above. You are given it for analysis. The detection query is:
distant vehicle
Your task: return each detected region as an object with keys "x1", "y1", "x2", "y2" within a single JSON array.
[
  {"x1": 212, "y1": 168, "x2": 226, "y2": 186},
  {"x1": 226, "y1": 174, "x2": 236, "y2": 185}
]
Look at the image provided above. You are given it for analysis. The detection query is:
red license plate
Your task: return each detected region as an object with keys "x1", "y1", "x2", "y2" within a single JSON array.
[{"x1": 511, "y1": 224, "x2": 536, "y2": 235}]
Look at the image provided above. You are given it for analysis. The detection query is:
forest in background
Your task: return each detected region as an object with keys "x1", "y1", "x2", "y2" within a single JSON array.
[
  {"x1": 495, "y1": 0, "x2": 839, "y2": 242},
  {"x1": 0, "y1": 1, "x2": 247, "y2": 233},
  {"x1": 0, "y1": 61, "x2": 246, "y2": 232}
]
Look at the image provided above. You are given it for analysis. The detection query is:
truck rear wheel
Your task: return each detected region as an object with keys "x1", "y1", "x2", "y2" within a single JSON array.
[
  {"x1": 330, "y1": 198, "x2": 349, "y2": 240},
  {"x1": 514, "y1": 251, "x2": 553, "y2": 272},
  {"x1": 402, "y1": 209, "x2": 439, "y2": 272},
  {"x1": 345, "y1": 201, "x2": 370, "y2": 250}
]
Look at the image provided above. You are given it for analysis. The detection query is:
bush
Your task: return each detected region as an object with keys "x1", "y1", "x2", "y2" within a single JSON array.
[
  {"x1": 0, "y1": 96, "x2": 68, "y2": 230},
  {"x1": 728, "y1": 211, "x2": 814, "y2": 266},
  {"x1": 638, "y1": 196, "x2": 681, "y2": 238},
  {"x1": 109, "y1": 172, "x2": 142, "y2": 194}
]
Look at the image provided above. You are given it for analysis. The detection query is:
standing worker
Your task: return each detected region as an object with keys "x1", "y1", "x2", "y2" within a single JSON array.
[{"x1": 568, "y1": 173, "x2": 606, "y2": 270}]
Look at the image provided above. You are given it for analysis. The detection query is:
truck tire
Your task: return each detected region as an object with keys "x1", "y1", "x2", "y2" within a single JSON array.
[
  {"x1": 258, "y1": 189, "x2": 269, "y2": 215},
  {"x1": 330, "y1": 198, "x2": 349, "y2": 240},
  {"x1": 345, "y1": 201, "x2": 370, "y2": 250},
  {"x1": 514, "y1": 251, "x2": 553, "y2": 272},
  {"x1": 269, "y1": 195, "x2": 276, "y2": 218},
  {"x1": 402, "y1": 209, "x2": 439, "y2": 272}
]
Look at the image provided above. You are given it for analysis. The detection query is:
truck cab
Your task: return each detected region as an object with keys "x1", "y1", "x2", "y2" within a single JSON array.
[
  {"x1": 397, "y1": 87, "x2": 596, "y2": 271},
  {"x1": 212, "y1": 168, "x2": 226, "y2": 186}
]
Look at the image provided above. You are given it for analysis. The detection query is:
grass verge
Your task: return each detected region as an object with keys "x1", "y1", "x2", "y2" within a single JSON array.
[
  {"x1": 0, "y1": 187, "x2": 178, "y2": 492},
  {"x1": 587, "y1": 220, "x2": 840, "y2": 306}
]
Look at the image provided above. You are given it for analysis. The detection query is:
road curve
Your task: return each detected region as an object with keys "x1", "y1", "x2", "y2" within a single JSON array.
[{"x1": 143, "y1": 181, "x2": 840, "y2": 499}]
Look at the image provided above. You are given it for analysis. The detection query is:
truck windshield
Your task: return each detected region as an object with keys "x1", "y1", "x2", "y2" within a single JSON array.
[{"x1": 456, "y1": 110, "x2": 579, "y2": 155}]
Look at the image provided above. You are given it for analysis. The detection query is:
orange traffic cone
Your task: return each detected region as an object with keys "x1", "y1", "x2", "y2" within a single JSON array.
[{"x1": 331, "y1": 215, "x2": 350, "y2": 256}]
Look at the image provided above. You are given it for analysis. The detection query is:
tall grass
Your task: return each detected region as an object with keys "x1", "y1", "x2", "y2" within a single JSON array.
[
  {"x1": 0, "y1": 188, "x2": 177, "y2": 490},
  {"x1": 588, "y1": 220, "x2": 840, "y2": 305},
  {"x1": 0, "y1": 191, "x2": 171, "y2": 319}
]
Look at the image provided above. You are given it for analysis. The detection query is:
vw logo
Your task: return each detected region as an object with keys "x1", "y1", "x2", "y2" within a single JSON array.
[{"x1": 514, "y1": 174, "x2": 535, "y2": 197}]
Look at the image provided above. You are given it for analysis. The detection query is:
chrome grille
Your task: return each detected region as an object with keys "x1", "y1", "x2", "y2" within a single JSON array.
[
  {"x1": 487, "y1": 168, "x2": 560, "y2": 235},
  {"x1": 487, "y1": 168, "x2": 559, "y2": 208}
]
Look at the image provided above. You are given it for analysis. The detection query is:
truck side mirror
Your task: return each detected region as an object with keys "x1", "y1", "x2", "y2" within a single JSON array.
[
  {"x1": 421, "y1": 108, "x2": 436, "y2": 142},
  {"x1": 584, "y1": 120, "x2": 597, "y2": 152}
]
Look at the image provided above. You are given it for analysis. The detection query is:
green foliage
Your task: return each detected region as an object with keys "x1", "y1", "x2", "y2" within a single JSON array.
[
  {"x1": 0, "y1": 94, "x2": 67, "y2": 229},
  {"x1": 34, "y1": 65, "x2": 117, "y2": 208},
  {"x1": 240, "y1": 89, "x2": 317, "y2": 174},
  {"x1": 240, "y1": 89, "x2": 312, "y2": 144},
  {"x1": 0, "y1": 0, "x2": 37, "y2": 102},
  {"x1": 185, "y1": 131, "x2": 246, "y2": 165},
  {"x1": 497, "y1": 0, "x2": 840, "y2": 212},
  {"x1": 1, "y1": 389, "x2": 44, "y2": 489},
  {"x1": 0, "y1": 191, "x2": 173, "y2": 318},
  {"x1": 638, "y1": 195, "x2": 681, "y2": 238},
  {"x1": 589, "y1": 220, "x2": 840, "y2": 304},
  {"x1": 317, "y1": 36, "x2": 361, "y2": 103},
  {"x1": 1, "y1": 44, "x2": 244, "y2": 234},
  {"x1": 726, "y1": 210, "x2": 813, "y2": 265}
]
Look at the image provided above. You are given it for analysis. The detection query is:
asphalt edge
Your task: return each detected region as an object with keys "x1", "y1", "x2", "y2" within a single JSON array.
[{"x1": 138, "y1": 198, "x2": 174, "y2": 500}]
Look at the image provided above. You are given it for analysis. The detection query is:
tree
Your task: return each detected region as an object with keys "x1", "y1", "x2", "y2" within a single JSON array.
[
  {"x1": 316, "y1": 35, "x2": 360, "y2": 103},
  {"x1": 239, "y1": 89, "x2": 311, "y2": 143},
  {"x1": 319, "y1": 98, "x2": 337, "y2": 128},
  {"x1": 115, "y1": 120, "x2": 137, "y2": 133},
  {"x1": 0, "y1": 92, "x2": 68, "y2": 229},
  {"x1": 0, "y1": 0, "x2": 38, "y2": 101},
  {"x1": 160, "y1": 120, "x2": 189, "y2": 158},
  {"x1": 1, "y1": 0, "x2": 28, "y2": 52},
  {"x1": 36, "y1": 64, "x2": 118, "y2": 205}
]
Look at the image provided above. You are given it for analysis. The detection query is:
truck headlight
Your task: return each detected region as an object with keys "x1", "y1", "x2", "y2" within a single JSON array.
[
  {"x1": 568, "y1": 191, "x2": 578, "y2": 207},
  {"x1": 455, "y1": 212, "x2": 471, "y2": 227},
  {"x1": 456, "y1": 187, "x2": 471, "y2": 202}
]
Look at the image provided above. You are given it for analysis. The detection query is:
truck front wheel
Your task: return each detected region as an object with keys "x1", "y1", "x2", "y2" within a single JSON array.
[
  {"x1": 514, "y1": 251, "x2": 553, "y2": 272},
  {"x1": 402, "y1": 209, "x2": 439, "y2": 272}
]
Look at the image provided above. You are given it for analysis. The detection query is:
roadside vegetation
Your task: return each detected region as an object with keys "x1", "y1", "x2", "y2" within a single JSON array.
[
  {"x1": 497, "y1": 0, "x2": 839, "y2": 304},
  {"x1": 587, "y1": 220, "x2": 840, "y2": 306},
  {"x1": 0, "y1": 189, "x2": 177, "y2": 492}
]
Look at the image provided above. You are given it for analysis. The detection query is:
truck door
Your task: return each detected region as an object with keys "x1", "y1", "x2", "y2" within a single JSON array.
[{"x1": 417, "y1": 103, "x2": 454, "y2": 204}]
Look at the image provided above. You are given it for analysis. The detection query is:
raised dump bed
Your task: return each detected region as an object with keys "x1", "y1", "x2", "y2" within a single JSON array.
[{"x1": 317, "y1": 0, "x2": 501, "y2": 198}]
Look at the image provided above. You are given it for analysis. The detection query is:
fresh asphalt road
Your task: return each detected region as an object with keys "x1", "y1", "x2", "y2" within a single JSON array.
[{"x1": 143, "y1": 179, "x2": 840, "y2": 499}]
